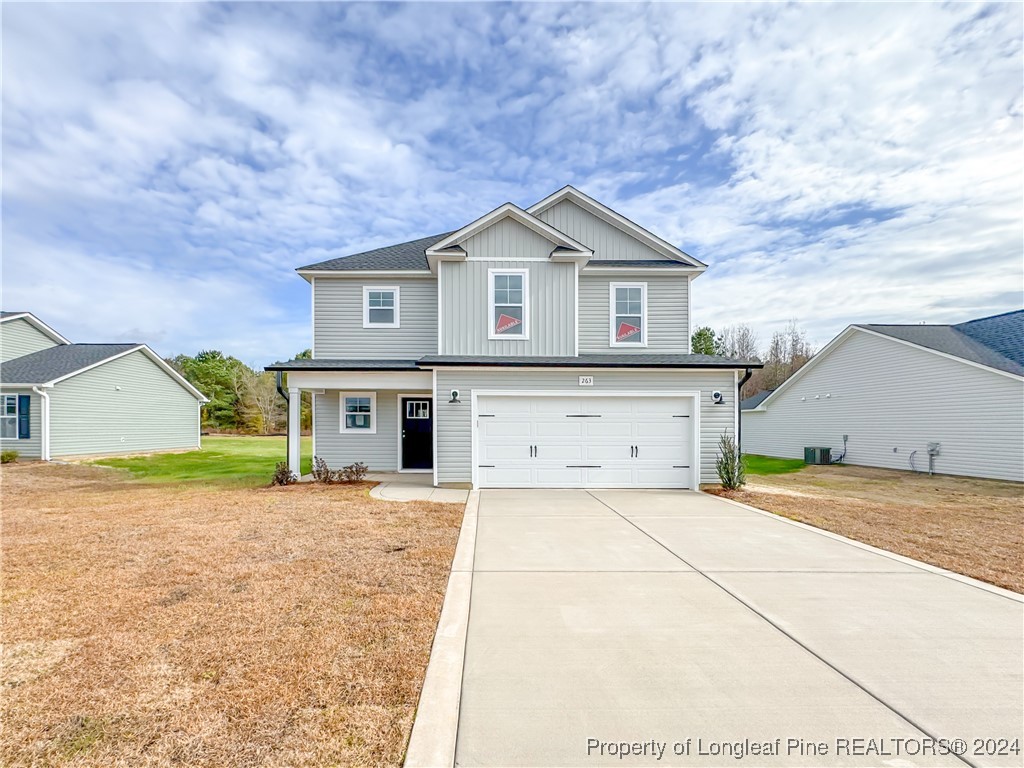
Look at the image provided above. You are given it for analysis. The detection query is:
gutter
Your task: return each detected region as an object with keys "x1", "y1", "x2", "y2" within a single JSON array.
[
  {"x1": 736, "y1": 368, "x2": 753, "y2": 453},
  {"x1": 31, "y1": 386, "x2": 51, "y2": 461}
]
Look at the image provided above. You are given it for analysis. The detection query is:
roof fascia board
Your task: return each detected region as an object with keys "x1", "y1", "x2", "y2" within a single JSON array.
[
  {"x1": 415, "y1": 362, "x2": 761, "y2": 371},
  {"x1": 527, "y1": 185, "x2": 706, "y2": 268},
  {"x1": 582, "y1": 266, "x2": 705, "y2": 274},
  {"x1": 296, "y1": 269, "x2": 434, "y2": 279},
  {"x1": 0, "y1": 312, "x2": 71, "y2": 345}
]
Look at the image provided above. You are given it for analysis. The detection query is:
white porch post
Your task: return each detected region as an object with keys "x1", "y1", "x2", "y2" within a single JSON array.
[{"x1": 288, "y1": 386, "x2": 301, "y2": 476}]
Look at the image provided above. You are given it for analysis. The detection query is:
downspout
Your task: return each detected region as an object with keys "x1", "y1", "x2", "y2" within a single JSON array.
[
  {"x1": 32, "y1": 386, "x2": 50, "y2": 461},
  {"x1": 276, "y1": 371, "x2": 290, "y2": 468},
  {"x1": 736, "y1": 368, "x2": 753, "y2": 453}
]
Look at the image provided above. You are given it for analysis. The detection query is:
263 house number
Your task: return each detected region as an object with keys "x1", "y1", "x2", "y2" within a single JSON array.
[{"x1": 578, "y1": 376, "x2": 594, "y2": 386}]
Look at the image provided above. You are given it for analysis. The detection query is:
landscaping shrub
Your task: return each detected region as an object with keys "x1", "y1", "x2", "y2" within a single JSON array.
[
  {"x1": 339, "y1": 462, "x2": 368, "y2": 483},
  {"x1": 311, "y1": 456, "x2": 333, "y2": 483},
  {"x1": 1, "y1": 450, "x2": 19, "y2": 464},
  {"x1": 715, "y1": 432, "x2": 746, "y2": 490},
  {"x1": 270, "y1": 461, "x2": 297, "y2": 486}
]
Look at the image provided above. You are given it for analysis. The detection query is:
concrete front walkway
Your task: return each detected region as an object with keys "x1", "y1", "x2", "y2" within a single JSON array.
[
  {"x1": 367, "y1": 472, "x2": 469, "y2": 503},
  {"x1": 452, "y1": 490, "x2": 1023, "y2": 768}
]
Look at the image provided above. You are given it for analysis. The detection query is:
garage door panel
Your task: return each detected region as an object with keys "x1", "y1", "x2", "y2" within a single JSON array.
[
  {"x1": 634, "y1": 444, "x2": 689, "y2": 462},
  {"x1": 586, "y1": 444, "x2": 633, "y2": 461},
  {"x1": 479, "y1": 420, "x2": 532, "y2": 439},
  {"x1": 480, "y1": 443, "x2": 531, "y2": 462},
  {"x1": 536, "y1": 444, "x2": 585, "y2": 461},
  {"x1": 479, "y1": 467, "x2": 533, "y2": 486},
  {"x1": 636, "y1": 420, "x2": 689, "y2": 439},
  {"x1": 482, "y1": 397, "x2": 532, "y2": 417},
  {"x1": 536, "y1": 421, "x2": 584, "y2": 438},
  {"x1": 585, "y1": 421, "x2": 632, "y2": 439},
  {"x1": 584, "y1": 467, "x2": 633, "y2": 485},
  {"x1": 634, "y1": 399, "x2": 691, "y2": 416},
  {"x1": 636, "y1": 467, "x2": 690, "y2": 486},
  {"x1": 536, "y1": 467, "x2": 585, "y2": 485}
]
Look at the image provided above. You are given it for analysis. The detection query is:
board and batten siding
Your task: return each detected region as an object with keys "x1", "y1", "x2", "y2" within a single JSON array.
[
  {"x1": 0, "y1": 388, "x2": 42, "y2": 458},
  {"x1": 48, "y1": 350, "x2": 199, "y2": 457},
  {"x1": 579, "y1": 273, "x2": 689, "y2": 354},
  {"x1": 435, "y1": 369, "x2": 737, "y2": 485},
  {"x1": 313, "y1": 277, "x2": 437, "y2": 358},
  {"x1": 439, "y1": 260, "x2": 575, "y2": 356},
  {"x1": 741, "y1": 330, "x2": 1024, "y2": 482},
  {"x1": 0, "y1": 318, "x2": 61, "y2": 363},
  {"x1": 313, "y1": 390, "x2": 428, "y2": 471},
  {"x1": 535, "y1": 199, "x2": 669, "y2": 261}
]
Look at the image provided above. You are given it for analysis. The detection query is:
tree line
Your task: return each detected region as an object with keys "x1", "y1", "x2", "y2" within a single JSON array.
[
  {"x1": 691, "y1": 321, "x2": 814, "y2": 399},
  {"x1": 165, "y1": 350, "x2": 312, "y2": 434}
]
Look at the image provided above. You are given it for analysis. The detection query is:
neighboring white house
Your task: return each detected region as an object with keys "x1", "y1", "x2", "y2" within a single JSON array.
[
  {"x1": 741, "y1": 311, "x2": 1024, "y2": 482},
  {"x1": 0, "y1": 312, "x2": 207, "y2": 460}
]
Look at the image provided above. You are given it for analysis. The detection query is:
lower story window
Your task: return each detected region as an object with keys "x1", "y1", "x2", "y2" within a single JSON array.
[
  {"x1": 341, "y1": 392, "x2": 376, "y2": 434},
  {"x1": 1, "y1": 395, "x2": 17, "y2": 439}
]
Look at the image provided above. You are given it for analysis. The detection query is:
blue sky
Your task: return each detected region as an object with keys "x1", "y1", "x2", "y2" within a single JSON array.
[{"x1": 3, "y1": 2, "x2": 1021, "y2": 366}]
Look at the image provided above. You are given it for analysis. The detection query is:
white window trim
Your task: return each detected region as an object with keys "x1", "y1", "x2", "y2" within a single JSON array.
[
  {"x1": 608, "y1": 282, "x2": 648, "y2": 347},
  {"x1": 362, "y1": 286, "x2": 400, "y2": 329},
  {"x1": 0, "y1": 394, "x2": 19, "y2": 440},
  {"x1": 487, "y1": 268, "x2": 530, "y2": 341},
  {"x1": 340, "y1": 392, "x2": 377, "y2": 434}
]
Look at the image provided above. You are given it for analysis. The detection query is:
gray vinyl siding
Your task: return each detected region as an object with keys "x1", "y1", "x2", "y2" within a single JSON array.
[
  {"x1": 48, "y1": 350, "x2": 200, "y2": 457},
  {"x1": 535, "y1": 199, "x2": 669, "y2": 260},
  {"x1": 741, "y1": 330, "x2": 1024, "y2": 482},
  {"x1": 313, "y1": 277, "x2": 437, "y2": 358},
  {"x1": 313, "y1": 389, "x2": 428, "y2": 471},
  {"x1": 579, "y1": 274, "x2": 689, "y2": 354},
  {"x1": 462, "y1": 216, "x2": 555, "y2": 261},
  {"x1": 439, "y1": 260, "x2": 575, "y2": 356},
  {"x1": 0, "y1": 388, "x2": 42, "y2": 458},
  {"x1": 1, "y1": 318, "x2": 60, "y2": 363},
  {"x1": 435, "y1": 368, "x2": 737, "y2": 485}
]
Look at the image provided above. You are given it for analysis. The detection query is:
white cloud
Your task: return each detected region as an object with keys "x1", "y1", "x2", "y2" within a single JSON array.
[{"x1": 2, "y1": 2, "x2": 1021, "y2": 362}]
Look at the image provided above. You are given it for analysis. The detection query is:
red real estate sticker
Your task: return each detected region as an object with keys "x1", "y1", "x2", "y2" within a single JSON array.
[
  {"x1": 496, "y1": 313, "x2": 522, "y2": 334},
  {"x1": 616, "y1": 322, "x2": 640, "y2": 341}
]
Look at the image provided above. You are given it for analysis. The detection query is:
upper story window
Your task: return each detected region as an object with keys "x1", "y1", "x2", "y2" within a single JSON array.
[
  {"x1": 610, "y1": 282, "x2": 647, "y2": 346},
  {"x1": 488, "y1": 269, "x2": 529, "y2": 340},
  {"x1": 362, "y1": 286, "x2": 400, "y2": 328},
  {"x1": 341, "y1": 392, "x2": 376, "y2": 433},
  {"x1": 1, "y1": 395, "x2": 18, "y2": 439}
]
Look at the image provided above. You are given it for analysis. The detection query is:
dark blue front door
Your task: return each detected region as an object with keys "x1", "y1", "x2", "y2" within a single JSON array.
[{"x1": 401, "y1": 397, "x2": 433, "y2": 470}]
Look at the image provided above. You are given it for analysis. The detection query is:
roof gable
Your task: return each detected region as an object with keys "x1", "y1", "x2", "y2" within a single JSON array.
[
  {"x1": 527, "y1": 186, "x2": 706, "y2": 268},
  {"x1": 0, "y1": 311, "x2": 71, "y2": 345},
  {"x1": 425, "y1": 203, "x2": 592, "y2": 272},
  {"x1": 0, "y1": 343, "x2": 207, "y2": 400}
]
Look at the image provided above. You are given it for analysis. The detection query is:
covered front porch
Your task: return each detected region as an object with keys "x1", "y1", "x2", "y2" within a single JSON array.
[{"x1": 267, "y1": 359, "x2": 438, "y2": 483}]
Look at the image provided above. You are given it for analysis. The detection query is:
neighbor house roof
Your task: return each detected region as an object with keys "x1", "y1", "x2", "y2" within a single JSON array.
[
  {"x1": 740, "y1": 390, "x2": 775, "y2": 410},
  {"x1": 0, "y1": 343, "x2": 208, "y2": 400},
  {"x1": 858, "y1": 309, "x2": 1023, "y2": 377},
  {"x1": 0, "y1": 311, "x2": 71, "y2": 345},
  {"x1": 297, "y1": 233, "x2": 453, "y2": 273}
]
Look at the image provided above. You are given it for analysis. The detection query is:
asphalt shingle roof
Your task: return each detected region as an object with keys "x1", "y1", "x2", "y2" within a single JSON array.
[
  {"x1": 859, "y1": 310, "x2": 1023, "y2": 376},
  {"x1": 0, "y1": 344, "x2": 140, "y2": 384},
  {"x1": 298, "y1": 233, "x2": 454, "y2": 272},
  {"x1": 740, "y1": 390, "x2": 775, "y2": 410}
]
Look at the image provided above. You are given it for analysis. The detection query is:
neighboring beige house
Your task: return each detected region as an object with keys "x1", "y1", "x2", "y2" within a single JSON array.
[
  {"x1": 268, "y1": 185, "x2": 762, "y2": 489},
  {"x1": 741, "y1": 311, "x2": 1024, "y2": 482},
  {"x1": 0, "y1": 312, "x2": 207, "y2": 460}
]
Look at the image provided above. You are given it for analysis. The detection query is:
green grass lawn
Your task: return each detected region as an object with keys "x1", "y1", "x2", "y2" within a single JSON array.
[
  {"x1": 743, "y1": 453, "x2": 805, "y2": 476},
  {"x1": 92, "y1": 435, "x2": 313, "y2": 487}
]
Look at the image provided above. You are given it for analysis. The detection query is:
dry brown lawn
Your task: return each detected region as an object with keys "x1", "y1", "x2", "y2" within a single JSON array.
[
  {"x1": 706, "y1": 463, "x2": 1023, "y2": 592},
  {"x1": 1, "y1": 462, "x2": 463, "y2": 767}
]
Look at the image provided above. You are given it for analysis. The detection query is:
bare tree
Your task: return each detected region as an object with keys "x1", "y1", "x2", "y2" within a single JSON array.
[
  {"x1": 717, "y1": 324, "x2": 760, "y2": 361},
  {"x1": 745, "y1": 320, "x2": 815, "y2": 398},
  {"x1": 242, "y1": 371, "x2": 285, "y2": 434}
]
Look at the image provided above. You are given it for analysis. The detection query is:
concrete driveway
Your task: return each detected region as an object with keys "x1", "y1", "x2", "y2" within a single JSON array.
[{"x1": 454, "y1": 490, "x2": 1023, "y2": 768}]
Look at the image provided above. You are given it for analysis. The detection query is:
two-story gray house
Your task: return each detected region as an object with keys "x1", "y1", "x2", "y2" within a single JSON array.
[{"x1": 268, "y1": 186, "x2": 760, "y2": 489}]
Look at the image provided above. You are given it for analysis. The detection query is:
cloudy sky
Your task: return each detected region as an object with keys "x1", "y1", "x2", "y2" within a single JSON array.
[{"x1": 3, "y1": 2, "x2": 1021, "y2": 365}]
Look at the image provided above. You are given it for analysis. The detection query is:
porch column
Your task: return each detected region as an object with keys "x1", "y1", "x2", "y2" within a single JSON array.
[{"x1": 288, "y1": 386, "x2": 301, "y2": 476}]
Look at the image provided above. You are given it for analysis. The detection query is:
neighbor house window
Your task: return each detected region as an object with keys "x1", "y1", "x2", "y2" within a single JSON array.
[
  {"x1": 362, "y1": 287, "x2": 399, "y2": 328},
  {"x1": 1, "y1": 395, "x2": 17, "y2": 439},
  {"x1": 610, "y1": 282, "x2": 647, "y2": 346},
  {"x1": 488, "y1": 269, "x2": 528, "y2": 339},
  {"x1": 341, "y1": 392, "x2": 377, "y2": 434}
]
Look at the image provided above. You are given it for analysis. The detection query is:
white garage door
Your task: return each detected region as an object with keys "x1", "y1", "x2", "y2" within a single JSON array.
[{"x1": 475, "y1": 394, "x2": 694, "y2": 488}]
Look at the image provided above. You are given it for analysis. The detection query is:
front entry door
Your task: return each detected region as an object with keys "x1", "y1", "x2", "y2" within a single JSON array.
[{"x1": 401, "y1": 397, "x2": 433, "y2": 470}]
